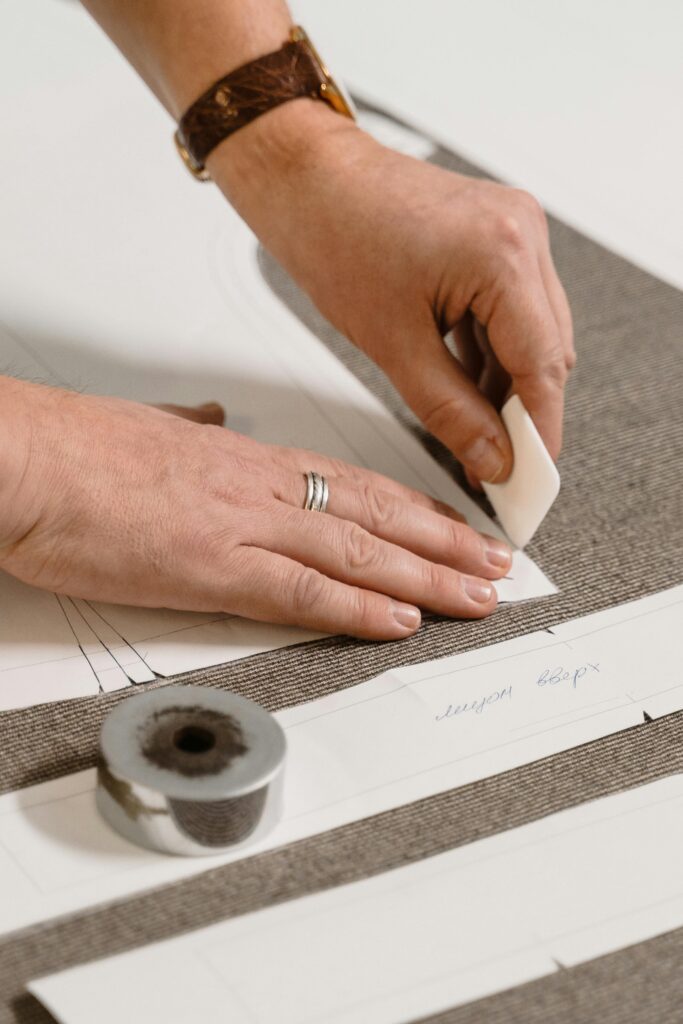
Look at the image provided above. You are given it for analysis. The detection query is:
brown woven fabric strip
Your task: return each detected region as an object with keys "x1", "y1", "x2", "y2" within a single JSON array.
[
  {"x1": 0, "y1": 116, "x2": 682, "y2": 1024},
  {"x1": 5, "y1": 712, "x2": 683, "y2": 1024},
  {"x1": 177, "y1": 39, "x2": 324, "y2": 167}
]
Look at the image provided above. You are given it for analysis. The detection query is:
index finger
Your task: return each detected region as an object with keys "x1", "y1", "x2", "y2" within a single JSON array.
[{"x1": 484, "y1": 274, "x2": 568, "y2": 460}]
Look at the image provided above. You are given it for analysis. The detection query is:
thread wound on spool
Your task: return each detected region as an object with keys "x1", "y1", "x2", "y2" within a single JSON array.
[
  {"x1": 139, "y1": 705, "x2": 248, "y2": 777},
  {"x1": 170, "y1": 789, "x2": 269, "y2": 846},
  {"x1": 96, "y1": 685, "x2": 286, "y2": 856}
]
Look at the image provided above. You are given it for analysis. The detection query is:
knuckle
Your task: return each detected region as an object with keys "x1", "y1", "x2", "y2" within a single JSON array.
[
  {"x1": 448, "y1": 523, "x2": 467, "y2": 559},
  {"x1": 544, "y1": 357, "x2": 569, "y2": 388},
  {"x1": 290, "y1": 566, "x2": 328, "y2": 613},
  {"x1": 490, "y1": 189, "x2": 546, "y2": 262},
  {"x1": 422, "y1": 559, "x2": 446, "y2": 595},
  {"x1": 420, "y1": 395, "x2": 479, "y2": 455},
  {"x1": 515, "y1": 188, "x2": 546, "y2": 226},
  {"x1": 344, "y1": 523, "x2": 379, "y2": 572},
  {"x1": 493, "y1": 213, "x2": 530, "y2": 268},
  {"x1": 361, "y1": 483, "x2": 394, "y2": 529},
  {"x1": 202, "y1": 458, "x2": 272, "y2": 512},
  {"x1": 421, "y1": 394, "x2": 461, "y2": 436},
  {"x1": 349, "y1": 584, "x2": 371, "y2": 624}
]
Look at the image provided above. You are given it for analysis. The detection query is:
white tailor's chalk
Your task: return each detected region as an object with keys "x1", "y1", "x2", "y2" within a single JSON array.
[{"x1": 482, "y1": 395, "x2": 560, "y2": 549}]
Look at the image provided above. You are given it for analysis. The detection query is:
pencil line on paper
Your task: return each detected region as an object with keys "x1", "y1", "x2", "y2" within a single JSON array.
[{"x1": 54, "y1": 595, "x2": 102, "y2": 691}]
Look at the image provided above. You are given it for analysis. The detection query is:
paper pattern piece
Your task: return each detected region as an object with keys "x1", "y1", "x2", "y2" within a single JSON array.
[
  {"x1": 69, "y1": 600, "x2": 155, "y2": 685},
  {"x1": 56, "y1": 598, "x2": 131, "y2": 695},
  {"x1": 0, "y1": 586, "x2": 680, "y2": 938},
  {"x1": 31, "y1": 774, "x2": 683, "y2": 1024},
  {"x1": 483, "y1": 395, "x2": 560, "y2": 548},
  {"x1": 0, "y1": 576, "x2": 99, "y2": 708}
]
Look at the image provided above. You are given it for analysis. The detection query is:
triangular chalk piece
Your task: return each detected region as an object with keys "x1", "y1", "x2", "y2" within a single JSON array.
[{"x1": 482, "y1": 395, "x2": 560, "y2": 549}]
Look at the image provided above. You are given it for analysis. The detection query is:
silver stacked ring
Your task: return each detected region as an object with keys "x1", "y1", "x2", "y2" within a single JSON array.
[{"x1": 303, "y1": 471, "x2": 329, "y2": 513}]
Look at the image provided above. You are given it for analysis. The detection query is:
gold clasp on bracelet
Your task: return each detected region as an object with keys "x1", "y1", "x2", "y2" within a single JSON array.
[{"x1": 173, "y1": 131, "x2": 211, "y2": 182}]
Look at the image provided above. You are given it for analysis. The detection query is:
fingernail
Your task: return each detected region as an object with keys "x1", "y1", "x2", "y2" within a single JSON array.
[
  {"x1": 391, "y1": 602, "x2": 421, "y2": 633},
  {"x1": 483, "y1": 535, "x2": 512, "y2": 570},
  {"x1": 462, "y1": 437, "x2": 506, "y2": 483},
  {"x1": 464, "y1": 577, "x2": 494, "y2": 604},
  {"x1": 198, "y1": 401, "x2": 223, "y2": 413}
]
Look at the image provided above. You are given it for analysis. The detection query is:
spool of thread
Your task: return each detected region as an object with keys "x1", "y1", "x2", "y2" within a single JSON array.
[{"x1": 96, "y1": 685, "x2": 286, "y2": 856}]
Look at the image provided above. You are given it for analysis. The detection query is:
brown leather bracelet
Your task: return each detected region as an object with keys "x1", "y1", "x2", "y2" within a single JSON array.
[{"x1": 174, "y1": 26, "x2": 355, "y2": 181}]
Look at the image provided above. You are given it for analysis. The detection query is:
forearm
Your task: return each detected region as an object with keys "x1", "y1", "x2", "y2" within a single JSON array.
[
  {"x1": 79, "y1": 0, "x2": 295, "y2": 117},
  {"x1": 79, "y1": 0, "x2": 572, "y2": 481}
]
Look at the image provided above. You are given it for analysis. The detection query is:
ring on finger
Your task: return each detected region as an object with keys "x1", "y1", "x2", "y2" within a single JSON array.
[{"x1": 303, "y1": 471, "x2": 329, "y2": 513}]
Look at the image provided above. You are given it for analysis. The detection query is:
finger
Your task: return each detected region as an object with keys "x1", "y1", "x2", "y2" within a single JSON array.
[
  {"x1": 324, "y1": 480, "x2": 511, "y2": 579},
  {"x1": 391, "y1": 325, "x2": 514, "y2": 483},
  {"x1": 473, "y1": 319, "x2": 511, "y2": 412},
  {"x1": 537, "y1": 247, "x2": 576, "y2": 371},
  {"x1": 451, "y1": 320, "x2": 508, "y2": 493},
  {"x1": 263, "y1": 507, "x2": 499, "y2": 620},
  {"x1": 485, "y1": 273, "x2": 567, "y2": 461},
  {"x1": 225, "y1": 546, "x2": 421, "y2": 641},
  {"x1": 271, "y1": 470, "x2": 509, "y2": 578},
  {"x1": 449, "y1": 313, "x2": 483, "y2": 382},
  {"x1": 266, "y1": 444, "x2": 467, "y2": 523},
  {"x1": 154, "y1": 401, "x2": 225, "y2": 425}
]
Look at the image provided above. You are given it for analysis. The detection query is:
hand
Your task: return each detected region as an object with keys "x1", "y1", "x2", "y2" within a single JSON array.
[
  {"x1": 0, "y1": 381, "x2": 512, "y2": 639},
  {"x1": 212, "y1": 102, "x2": 575, "y2": 485}
]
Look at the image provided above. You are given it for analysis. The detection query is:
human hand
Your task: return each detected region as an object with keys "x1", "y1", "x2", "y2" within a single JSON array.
[
  {"x1": 213, "y1": 102, "x2": 575, "y2": 485},
  {"x1": 0, "y1": 380, "x2": 512, "y2": 639}
]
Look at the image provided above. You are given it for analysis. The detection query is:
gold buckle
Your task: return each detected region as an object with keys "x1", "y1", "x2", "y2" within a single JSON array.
[
  {"x1": 173, "y1": 27, "x2": 354, "y2": 182},
  {"x1": 290, "y1": 26, "x2": 356, "y2": 121},
  {"x1": 173, "y1": 130, "x2": 211, "y2": 182}
]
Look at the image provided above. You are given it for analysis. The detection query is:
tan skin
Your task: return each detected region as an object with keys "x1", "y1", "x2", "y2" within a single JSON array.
[{"x1": 0, "y1": 1, "x2": 574, "y2": 639}]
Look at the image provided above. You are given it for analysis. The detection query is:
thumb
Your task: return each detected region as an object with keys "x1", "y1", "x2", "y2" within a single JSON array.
[
  {"x1": 153, "y1": 401, "x2": 225, "y2": 425},
  {"x1": 392, "y1": 329, "x2": 513, "y2": 483}
]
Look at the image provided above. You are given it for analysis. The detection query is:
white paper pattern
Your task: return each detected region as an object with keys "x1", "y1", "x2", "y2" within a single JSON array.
[
  {"x1": 0, "y1": 586, "x2": 680, "y2": 937},
  {"x1": 30, "y1": 774, "x2": 683, "y2": 1024}
]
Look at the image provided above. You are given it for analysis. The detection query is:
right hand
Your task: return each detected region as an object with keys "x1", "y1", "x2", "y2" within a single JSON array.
[
  {"x1": 212, "y1": 102, "x2": 575, "y2": 487},
  {"x1": 0, "y1": 381, "x2": 512, "y2": 640}
]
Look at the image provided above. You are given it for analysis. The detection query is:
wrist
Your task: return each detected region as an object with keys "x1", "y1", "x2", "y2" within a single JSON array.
[
  {"x1": 207, "y1": 96, "x2": 360, "y2": 203},
  {"x1": 206, "y1": 97, "x2": 382, "y2": 291}
]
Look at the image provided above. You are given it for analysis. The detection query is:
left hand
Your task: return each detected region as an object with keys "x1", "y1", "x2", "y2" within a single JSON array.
[{"x1": 0, "y1": 385, "x2": 511, "y2": 637}]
